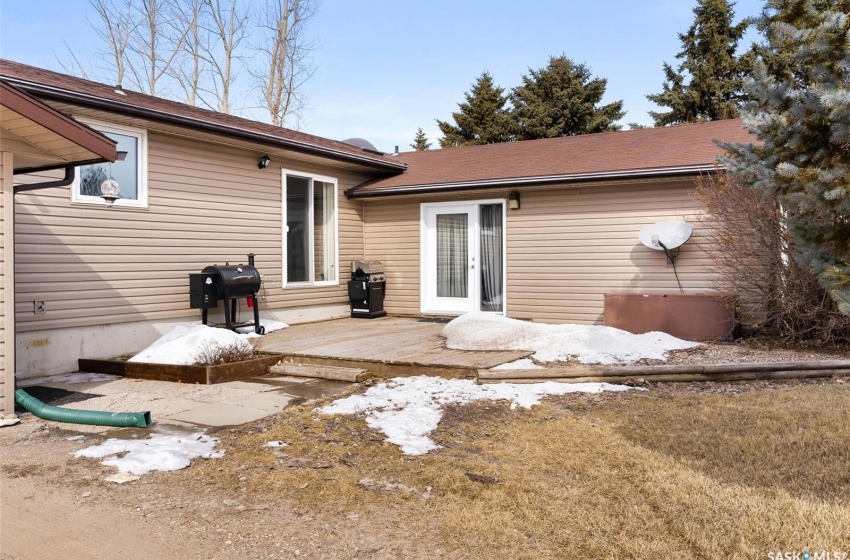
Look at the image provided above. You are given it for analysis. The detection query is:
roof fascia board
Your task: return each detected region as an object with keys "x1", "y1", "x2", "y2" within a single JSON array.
[
  {"x1": 5, "y1": 78, "x2": 406, "y2": 172},
  {"x1": 346, "y1": 164, "x2": 719, "y2": 198}
]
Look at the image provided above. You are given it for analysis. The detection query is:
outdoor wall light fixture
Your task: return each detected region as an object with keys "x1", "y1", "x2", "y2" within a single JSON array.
[
  {"x1": 508, "y1": 191, "x2": 521, "y2": 210},
  {"x1": 99, "y1": 150, "x2": 127, "y2": 207},
  {"x1": 258, "y1": 154, "x2": 271, "y2": 169},
  {"x1": 100, "y1": 179, "x2": 120, "y2": 206}
]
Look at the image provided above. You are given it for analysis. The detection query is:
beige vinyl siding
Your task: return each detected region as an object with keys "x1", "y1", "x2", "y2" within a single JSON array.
[
  {"x1": 362, "y1": 180, "x2": 716, "y2": 324},
  {"x1": 507, "y1": 181, "x2": 714, "y2": 324},
  {"x1": 362, "y1": 198, "x2": 422, "y2": 314},
  {"x1": 14, "y1": 130, "x2": 367, "y2": 332},
  {"x1": 1, "y1": 152, "x2": 13, "y2": 415}
]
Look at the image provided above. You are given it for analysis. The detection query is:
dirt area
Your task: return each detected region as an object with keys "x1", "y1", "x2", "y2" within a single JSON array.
[
  {"x1": 540, "y1": 336, "x2": 850, "y2": 368},
  {"x1": 0, "y1": 398, "x2": 444, "y2": 560},
  {"x1": 658, "y1": 336, "x2": 849, "y2": 365},
  {"x1": 2, "y1": 340, "x2": 849, "y2": 559}
]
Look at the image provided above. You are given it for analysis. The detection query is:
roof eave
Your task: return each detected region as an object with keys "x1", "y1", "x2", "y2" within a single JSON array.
[
  {"x1": 3, "y1": 78, "x2": 407, "y2": 173},
  {"x1": 346, "y1": 164, "x2": 721, "y2": 198},
  {"x1": 1, "y1": 80, "x2": 117, "y2": 171}
]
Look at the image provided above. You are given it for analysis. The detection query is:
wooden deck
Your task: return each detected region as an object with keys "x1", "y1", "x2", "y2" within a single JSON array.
[{"x1": 257, "y1": 316, "x2": 531, "y2": 378}]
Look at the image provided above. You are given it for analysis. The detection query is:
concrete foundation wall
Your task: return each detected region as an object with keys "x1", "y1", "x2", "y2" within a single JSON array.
[{"x1": 15, "y1": 302, "x2": 349, "y2": 379}]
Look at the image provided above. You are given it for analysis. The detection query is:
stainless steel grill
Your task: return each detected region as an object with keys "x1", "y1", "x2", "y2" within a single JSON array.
[{"x1": 348, "y1": 260, "x2": 386, "y2": 319}]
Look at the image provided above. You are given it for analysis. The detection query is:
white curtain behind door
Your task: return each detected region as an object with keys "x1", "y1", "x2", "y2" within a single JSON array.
[
  {"x1": 480, "y1": 204, "x2": 503, "y2": 311},
  {"x1": 436, "y1": 213, "x2": 468, "y2": 298}
]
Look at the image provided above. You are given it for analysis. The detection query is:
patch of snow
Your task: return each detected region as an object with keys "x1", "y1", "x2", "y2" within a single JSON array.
[
  {"x1": 443, "y1": 312, "x2": 700, "y2": 365},
  {"x1": 237, "y1": 319, "x2": 289, "y2": 337},
  {"x1": 320, "y1": 376, "x2": 637, "y2": 455},
  {"x1": 104, "y1": 472, "x2": 140, "y2": 484},
  {"x1": 128, "y1": 323, "x2": 253, "y2": 365},
  {"x1": 262, "y1": 440, "x2": 289, "y2": 448},
  {"x1": 491, "y1": 358, "x2": 544, "y2": 370},
  {"x1": 75, "y1": 430, "x2": 225, "y2": 475}
]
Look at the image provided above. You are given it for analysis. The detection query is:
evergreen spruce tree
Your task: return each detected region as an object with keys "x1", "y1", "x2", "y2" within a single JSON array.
[
  {"x1": 748, "y1": 0, "x2": 850, "y2": 82},
  {"x1": 437, "y1": 72, "x2": 513, "y2": 147},
  {"x1": 510, "y1": 55, "x2": 624, "y2": 140},
  {"x1": 720, "y1": 0, "x2": 850, "y2": 312},
  {"x1": 410, "y1": 127, "x2": 432, "y2": 151},
  {"x1": 647, "y1": 0, "x2": 749, "y2": 126}
]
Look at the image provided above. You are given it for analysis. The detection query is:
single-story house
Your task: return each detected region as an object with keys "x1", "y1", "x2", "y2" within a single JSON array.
[{"x1": 0, "y1": 59, "x2": 751, "y2": 415}]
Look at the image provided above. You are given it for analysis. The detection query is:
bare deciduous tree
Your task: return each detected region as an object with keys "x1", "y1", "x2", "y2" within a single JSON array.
[
  {"x1": 170, "y1": 0, "x2": 206, "y2": 105},
  {"x1": 65, "y1": 0, "x2": 320, "y2": 123},
  {"x1": 255, "y1": 0, "x2": 318, "y2": 127},
  {"x1": 86, "y1": 0, "x2": 138, "y2": 87},
  {"x1": 125, "y1": 0, "x2": 186, "y2": 96},
  {"x1": 198, "y1": 0, "x2": 249, "y2": 113},
  {"x1": 58, "y1": 40, "x2": 94, "y2": 81},
  {"x1": 693, "y1": 171, "x2": 850, "y2": 344}
]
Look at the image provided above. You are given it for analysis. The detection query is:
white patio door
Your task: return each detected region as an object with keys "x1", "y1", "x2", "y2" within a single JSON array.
[{"x1": 421, "y1": 202, "x2": 505, "y2": 315}]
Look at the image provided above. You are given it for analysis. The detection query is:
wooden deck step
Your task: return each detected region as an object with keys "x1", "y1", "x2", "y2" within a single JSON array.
[{"x1": 268, "y1": 362, "x2": 372, "y2": 382}]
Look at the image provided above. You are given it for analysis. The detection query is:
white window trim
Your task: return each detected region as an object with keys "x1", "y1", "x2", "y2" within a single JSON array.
[
  {"x1": 281, "y1": 168, "x2": 339, "y2": 288},
  {"x1": 71, "y1": 118, "x2": 149, "y2": 209}
]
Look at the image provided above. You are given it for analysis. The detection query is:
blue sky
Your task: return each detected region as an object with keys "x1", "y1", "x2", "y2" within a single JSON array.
[{"x1": 0, "y1": 0, "x2": 765, "y2": 152}]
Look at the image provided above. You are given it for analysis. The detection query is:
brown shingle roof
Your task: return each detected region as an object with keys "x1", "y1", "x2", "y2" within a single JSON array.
[
  {"x1": 349, "y1": 119, "x2": 751, "y2": 197},
  {"x1": 0, "y1": 59, "x2": 405, "y2": 171}
]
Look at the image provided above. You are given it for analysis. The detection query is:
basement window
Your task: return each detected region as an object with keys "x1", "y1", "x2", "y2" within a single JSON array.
[
  {"x1": 283, "y1": 170, "x2": 338, "y2": 286},
  {"x1": 71, "y1": 119, "x2": 148, "y2": 209}
]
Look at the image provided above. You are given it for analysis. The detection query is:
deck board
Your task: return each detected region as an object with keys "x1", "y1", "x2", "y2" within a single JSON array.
[{"x1": 258, "y1": 316, "x2": 530, "y2": 373}]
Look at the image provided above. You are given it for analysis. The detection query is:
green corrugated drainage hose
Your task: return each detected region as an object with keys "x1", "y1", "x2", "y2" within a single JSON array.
[{"x1": 14, "y1": 389, "x2": 152, "y2": 428}]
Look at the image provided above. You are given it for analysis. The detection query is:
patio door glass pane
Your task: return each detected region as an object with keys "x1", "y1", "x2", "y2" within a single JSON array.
[
  {"x1": 313, "y1": 181, "x2": 336, "y2": 282},
  {"x1": 436, "y1": 213, "x2": 468, "y2": 298},
  {"x1": 286, "y1": 176, "x2": 310, "y2": 282},
  {"x1": 480, "y1": 204, "x2": 503, "y2": 311}
]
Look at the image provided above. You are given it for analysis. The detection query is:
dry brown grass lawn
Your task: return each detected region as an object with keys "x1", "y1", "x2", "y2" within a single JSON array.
[{"x1": 194, "y1": 380, "x2": 850, "y2": 559}]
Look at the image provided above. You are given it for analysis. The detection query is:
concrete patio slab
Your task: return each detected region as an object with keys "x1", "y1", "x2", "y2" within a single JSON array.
[
  {"x1": 217, "y1": 380, "x2": 286, "y2": 392},
  {"x1": 164, "y1": 403, "x2": 272, "y2": 427},
  {"x1": 224, "y1": 391, "x2": 294, "y2": 412},
  {"x1": 13, "y1": 372, "x2": 355, "y2": 431}
]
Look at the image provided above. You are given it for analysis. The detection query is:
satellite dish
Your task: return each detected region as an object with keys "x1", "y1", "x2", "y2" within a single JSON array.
[
  {"x1": 639, "y1": 220, "x2": 693, "y2": 251},
  {"x1": 342, "y1": 137, "x2": 380, "y2": 152}
]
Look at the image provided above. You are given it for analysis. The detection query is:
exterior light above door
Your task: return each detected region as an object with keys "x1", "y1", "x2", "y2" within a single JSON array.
[{"x1": 508, "y1": 191, "x2": 520, "y2": 210}]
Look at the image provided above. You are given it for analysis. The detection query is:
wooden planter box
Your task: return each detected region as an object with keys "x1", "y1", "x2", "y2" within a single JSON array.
[
  {"x1": 604, "y1": 293, "x2": 735, "y2": 341},
  {"x1": 78, "y1": 353, "x2": 285, "y2": 384}
]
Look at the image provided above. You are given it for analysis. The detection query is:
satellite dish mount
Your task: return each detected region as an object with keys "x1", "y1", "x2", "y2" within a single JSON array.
[{"x1": 652, "y1": 233, "x2": 679, "y2": 265}]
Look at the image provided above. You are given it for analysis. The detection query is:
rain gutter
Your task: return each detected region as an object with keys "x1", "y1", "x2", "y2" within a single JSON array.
[
  {"x1": 347, "y1": 164, "x2": 718, "y2": 198},
  {"x1": 4, "y1": 78, "x2": 407, "y2": 173}
]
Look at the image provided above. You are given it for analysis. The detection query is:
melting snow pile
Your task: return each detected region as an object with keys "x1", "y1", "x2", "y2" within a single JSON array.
[
  {"x1": 128, "y1": 320, "x2": 288, "y2": 365},
  {"x1": 491, "y1": 358, "x2": 544, "y2": 370},
  {"x1": 320, "y1": 376, "x2": 636, "y2": 455},
  {"x1": 75, "y1": 430, "x2": 224, "y2": 475},
  {"x1": 443, "y1": 312, "x2": 700, "y2": 365},
  {"x1": 237, "y1": 320, "x2": 289, "y2": 338}
]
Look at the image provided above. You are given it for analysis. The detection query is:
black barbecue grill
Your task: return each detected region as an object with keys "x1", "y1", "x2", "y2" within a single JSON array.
[
  {"x1": 189, "y1": 253, "x2": 264, "y2": 334},
  {"x1": 348, "y1": 260, "x2": 386, "y2": 319}
]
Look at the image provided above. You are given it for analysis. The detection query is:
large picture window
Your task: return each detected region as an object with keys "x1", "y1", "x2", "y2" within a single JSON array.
[
  {"x1": 283, "y1": 171, "x2": 337, "y2": 286},
  {"x1": 71, "y1": 120, "x2": 148, "y2": 208}
]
